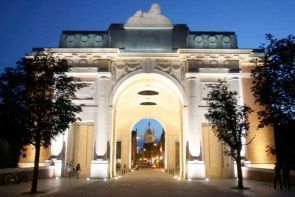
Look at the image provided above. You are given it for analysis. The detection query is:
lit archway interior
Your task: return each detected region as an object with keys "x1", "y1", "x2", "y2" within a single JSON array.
[{"x1": 112, "y1": 73, "x2": 184, "y2": 176}]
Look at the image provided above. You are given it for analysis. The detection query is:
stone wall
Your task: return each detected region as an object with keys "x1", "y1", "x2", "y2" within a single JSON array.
[
  {"x1": 0, "y1": 166, "x2": 54, "y2": 185},
  {"x1": 243, "y1": 167, "x2": 295, "y2": 185},
  {"x1": 241, "y1": 66, "x2": 275, "y2": 164}
]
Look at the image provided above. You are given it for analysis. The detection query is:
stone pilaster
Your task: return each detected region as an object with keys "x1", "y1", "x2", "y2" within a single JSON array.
[
  {"x1": 94, "y1": 73, "x2": 111, "y2": 159},
  {"x1": 186, "y1": 76, "x2": 202, "y2": 159},
  {"x1": 185, "y1": 74, "x2": 205, "y2": 179},
  {"x1": 91, "y1": 72, "x2": 111, "y2": 178}
]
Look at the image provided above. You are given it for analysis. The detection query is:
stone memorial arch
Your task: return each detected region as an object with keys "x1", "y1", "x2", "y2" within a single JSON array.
[{"x1": 19, "y1": 3, "x2": 275, "y2": 179}]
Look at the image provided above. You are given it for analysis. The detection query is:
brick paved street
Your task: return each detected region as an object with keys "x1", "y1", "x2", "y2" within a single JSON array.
[{"x1": 1, "y1": 169, "x2": 294, "y2": 197}]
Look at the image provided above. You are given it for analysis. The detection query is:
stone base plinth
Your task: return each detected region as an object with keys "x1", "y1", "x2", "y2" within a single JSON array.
[
  {"x1": 45, "y1": 159, "x2": 62, "y2": 177},
  {"x1": 91, "y1": 160, "x2": 109, "y2": 178},
  {"x1": 187, "y1": 160, "x2": 205, "y2": 179}
]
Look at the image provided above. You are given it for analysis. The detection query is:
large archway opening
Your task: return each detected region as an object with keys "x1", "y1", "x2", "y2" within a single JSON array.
[{"x1": 110, "y1": 72, "x2": 186, "y2": 177}]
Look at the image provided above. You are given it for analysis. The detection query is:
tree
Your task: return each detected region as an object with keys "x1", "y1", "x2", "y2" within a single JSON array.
[
  {"x1": 251, "y1": 34, "x2": 295, "y2": 165},
  {"x1": 252, "y1": 34, "x2": 295, "y2": 127},
  {"x1": 0, "y1": 51, "x2": 84, "y2": 193},
  {"x1": 0, "y1": 65, "x2": 28, "y2": 168},
  {"x1": 205, "y1": 81, "x2": 252, "y2": 189}
]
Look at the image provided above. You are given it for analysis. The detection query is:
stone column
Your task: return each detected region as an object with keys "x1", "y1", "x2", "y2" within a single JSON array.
[
  {"x1": 186, "y1": 76, "x2": 201, "y2": 158},
  {"x1": 186, "y1": 75, "x2": 205, "y2": 179},
  {"x1": 91, "y1": 72, "x2": 111, "y2": 178},
  {"x1": 50, "y1": 134, "x2": 64, "y2": 158}
]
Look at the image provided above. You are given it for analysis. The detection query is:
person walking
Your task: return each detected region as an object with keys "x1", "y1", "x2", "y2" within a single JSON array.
[
  {"x1": 67, "y1": 162, "x2": 73, "y2": 178},
  {"x1": 76, "y1": 163, "x2": 81, "y2": 178},
  {"x1": 274, "y1": 163, "x2": 283, "y2": 190}
]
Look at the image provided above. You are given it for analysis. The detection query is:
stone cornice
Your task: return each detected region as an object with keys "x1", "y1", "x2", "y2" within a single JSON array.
[
  {"x1": 35, "y1": 47, "x2": 260, "y2": 67},
  {"x1": 178, "y1": 48, "x2": 255, "y2": 55},
  {"x1": 47, "y1": 48, "x2": 120, "y2": 54}
]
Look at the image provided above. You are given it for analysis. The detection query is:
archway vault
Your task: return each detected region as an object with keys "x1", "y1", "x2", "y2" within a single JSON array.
[{"x1": 110, "y1": 72, "x2": 187, "y2": 178}]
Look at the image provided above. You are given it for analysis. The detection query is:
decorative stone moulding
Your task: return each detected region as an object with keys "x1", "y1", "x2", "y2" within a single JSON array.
[
  {"x1": 222, "y1": 36, "x2": 231, "y2": 48},
  {"x1": 66, "y1": 35, "x2": 75, "y2": 43},
  {"x1": 79, "y1": 59, "x2": 87, "y2": 66},
  {"x1": 209, "y1": 60, "x2": 218, "y2": 64},
  {"x1": 94, "y1": 35, "x2": 103, "y2": 42},
  {"x1": 222, "y1": 36, "x2": 231, "y2": 43},
  {"x1": 81, "y1": 35, "x2": 89, "y2": 42},
  {"x1": 194, "y1": 36, "x2": 203, "y2": 43},
  {"x1": 127, "y1": 63, "x2": 141, "y2": 72},
  {"x1": 208, "y1": 36, "x2": 217, "y2": 43},
  {"x1": 114, "y1": 63, "x2": 126, "y2": 71},
  {"x1": 194, "y1": 36, "x2": 204, "y2": 47}
]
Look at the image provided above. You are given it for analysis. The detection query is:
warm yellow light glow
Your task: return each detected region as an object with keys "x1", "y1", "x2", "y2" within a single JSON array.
[
  {"x1": 113, "y1": 72, "x2": 185, "y2": 178},
  {"x1": 113, "y1": 73, "x2": 183, "y2": 112}
]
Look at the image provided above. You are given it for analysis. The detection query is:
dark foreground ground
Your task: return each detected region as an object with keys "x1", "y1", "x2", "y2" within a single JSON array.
[{"x1": 0, "y1": 169, "x2": 294, "y2": 197}]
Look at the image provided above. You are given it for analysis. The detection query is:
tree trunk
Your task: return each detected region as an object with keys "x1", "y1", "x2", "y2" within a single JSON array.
[
  {"x1": 31, "y1": 137, "x2": 41, "y2": 193},
  {"x1": 236, "y1": 152, "x2": 244, "y2": 189}
]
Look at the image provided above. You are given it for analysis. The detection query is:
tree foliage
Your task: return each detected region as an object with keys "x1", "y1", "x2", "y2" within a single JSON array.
[
  {"x1": 0, "y1": 51, "x2": 85, "y2": 193},
  {"x1": 251, "y1": 34, "x2": 295, "y2": 128},
  {"x1": 0, "y1": 64, "x2": 28, "y2": 167},
  {"x1": 205, "y1": 80, "x2": 252, "y2": 189}
]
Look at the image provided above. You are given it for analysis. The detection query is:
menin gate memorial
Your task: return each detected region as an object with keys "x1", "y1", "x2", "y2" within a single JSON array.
[{"x1": 20, "y1": 3, "x2": 275, "y2": 179}]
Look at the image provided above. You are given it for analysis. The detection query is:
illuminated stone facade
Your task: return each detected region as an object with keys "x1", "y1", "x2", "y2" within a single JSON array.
[{"x1": 19, "y1": 4, "x2": 275, "y2": 179}]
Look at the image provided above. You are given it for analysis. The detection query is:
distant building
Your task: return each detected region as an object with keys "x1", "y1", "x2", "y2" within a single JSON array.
[
  {"x1": 144, "y1": 122, "x2": 155, "y2": 144},
  {"x1": 142, "y1": 122, "x2": 156, "y2": 160}
]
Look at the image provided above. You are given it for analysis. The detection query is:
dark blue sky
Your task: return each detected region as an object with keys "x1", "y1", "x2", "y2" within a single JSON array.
[{"x1": 0, "y1": 0, "x2": 294, "y2": 71}]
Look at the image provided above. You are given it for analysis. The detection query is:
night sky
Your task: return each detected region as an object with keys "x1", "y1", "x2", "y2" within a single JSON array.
[{"x1": 0, "y1": 0, "x2": 294, "y2": 71}]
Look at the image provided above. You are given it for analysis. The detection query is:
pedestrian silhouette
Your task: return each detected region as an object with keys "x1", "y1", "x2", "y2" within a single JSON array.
[
  {"x1": 76, "y1": 163, "x2": 81, "y2": 178},
  {"x1": 67, "y1": 162, "x2": 73, "y2": 178}
]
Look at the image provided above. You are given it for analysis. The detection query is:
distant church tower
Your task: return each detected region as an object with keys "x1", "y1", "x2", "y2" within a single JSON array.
[{"x1": 144, "y1": 122, "x2": 155, "y2": 144}]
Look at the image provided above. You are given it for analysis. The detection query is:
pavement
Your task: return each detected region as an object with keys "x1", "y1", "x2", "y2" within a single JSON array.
[{"x1": 0, "y1": 169, "x2": 294, "y2": 197}]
